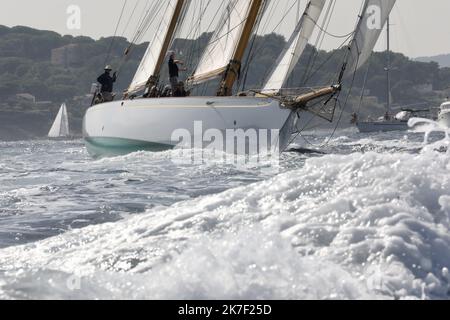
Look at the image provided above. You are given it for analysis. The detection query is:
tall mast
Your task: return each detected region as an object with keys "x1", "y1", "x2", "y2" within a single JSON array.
[
  {"x1": 217, "y1": 0, "x2": 265, "y2": 96},
  {"x1": 386, "y1": 16, "x2": 391, "y2": 115},
  {"x1": 146, "y1": 0, "x2": 186, "y2": 89}
]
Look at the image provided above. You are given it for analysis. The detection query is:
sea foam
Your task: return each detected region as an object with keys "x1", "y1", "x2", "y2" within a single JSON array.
[{"x1": 0, "y1": 123, "x2": 449, "y2": 300}]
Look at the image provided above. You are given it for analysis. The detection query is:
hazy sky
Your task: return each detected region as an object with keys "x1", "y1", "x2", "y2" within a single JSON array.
[{"x1": 1, "y1": 0, "x2": 449, "y2": 58}]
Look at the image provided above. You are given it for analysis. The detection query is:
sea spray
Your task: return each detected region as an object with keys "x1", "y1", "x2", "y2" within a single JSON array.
[
  {"x1": 409, "y1": 117, "x2": 450, "y2": 153},
  {"x1": 1, "y1": 130, "x2": 449, "y2": 299}
]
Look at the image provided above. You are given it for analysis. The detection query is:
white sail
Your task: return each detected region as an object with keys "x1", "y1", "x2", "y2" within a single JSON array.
[
  {"x1": 48, "y1": 103, "x2": 70, "y2": 138},
  {"x1": 262, "y1": 0, "x2": 325, "y2": 94},
  {"x1": 188, "y1": 0, "x2": 255, "y2": 85},
  {"x1": 346, "y1": 0, "x2": 396, "y2": 74},
  {"x1": 127, "y1": 0, "x2": 181, "y2": 94}
]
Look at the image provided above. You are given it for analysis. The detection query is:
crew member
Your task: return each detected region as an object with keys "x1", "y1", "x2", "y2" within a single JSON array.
[
  {"x1": 97, "y1": 65, "x2": 117, "y2": 102},
  {"x1": 168, "y1": 52, "x2": 187, "y2": 95}
]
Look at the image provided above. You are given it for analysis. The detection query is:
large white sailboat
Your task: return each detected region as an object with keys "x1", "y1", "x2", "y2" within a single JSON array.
[
  {"x1": 48, "y1": 103, "x2": 70, "y2": 139},
  {"x1": 83, "y1": 0, "x2": 395, "y2": 157}
]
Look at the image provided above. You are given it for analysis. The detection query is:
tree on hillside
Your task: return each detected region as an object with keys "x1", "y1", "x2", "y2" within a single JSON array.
[{"x1": 0, "y1": 24, "x2": 449, "y2": 109}]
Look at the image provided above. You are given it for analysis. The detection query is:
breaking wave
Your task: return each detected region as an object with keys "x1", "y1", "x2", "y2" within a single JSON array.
[{"x1": 0, "y1": 122, "x2": 449, "y2": 299}]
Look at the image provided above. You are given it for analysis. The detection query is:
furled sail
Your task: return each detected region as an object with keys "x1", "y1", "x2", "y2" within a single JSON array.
[
  {"x1": 262, "y1": 0, "x2": 325, "y2": 94},
  {"x1": 48, "y1": 103, "x2": 69, "y2": 138},
  {"x1": 346, "y1": 0, "x2": 396, "y2": 74},
  {"x1": 127, "y1": 0, "x2": 188, "y2": 94},
  {"x1": 187, "y1": 0, "x2": 256, "y2": 85}
]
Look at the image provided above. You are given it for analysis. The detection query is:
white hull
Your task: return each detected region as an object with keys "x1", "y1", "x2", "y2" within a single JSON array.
[
  {"x1": 357, "y1": 120, "x2": 409, "y2": 133},
  {"x1": 438, "y1": 110, "x2": 450, "y2": 128},
  {"x1": 83, "y1": 97, "x2": 293, "y2": 157}
]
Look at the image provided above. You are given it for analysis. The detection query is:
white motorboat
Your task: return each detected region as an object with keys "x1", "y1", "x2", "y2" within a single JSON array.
[{"x1": 438, "y1": 101, "x2": 450, "y2": 128}]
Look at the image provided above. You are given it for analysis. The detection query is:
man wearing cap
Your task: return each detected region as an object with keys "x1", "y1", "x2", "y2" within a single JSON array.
[
  {"x1": 168, "y1": 52, "x2": 187, "y2": 96},
  {"x1": 97, "y1": 65, "x2": 117, "y2": 102}
]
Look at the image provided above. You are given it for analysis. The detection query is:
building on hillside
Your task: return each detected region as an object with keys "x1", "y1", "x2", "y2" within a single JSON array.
[
  {"x1": 16, "y1": 93, "x2": 36, "y2": 103},
  {"x1": 413, "y1": 83, "x2": 433, "y2": 94},
  {"x1": 35, "y1": 101, "x2": 53, "y2": 108},
  {"x1": 51, "y1": 44, "x2": 83, "y2": 68}
]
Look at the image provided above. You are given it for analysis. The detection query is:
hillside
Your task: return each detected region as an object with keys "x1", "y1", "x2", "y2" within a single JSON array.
[
  {"x1": 416, "y1": 54, "x2": 450, "y2": 68},
  {"x1": 1, "y1": 24, "x2": 450, "y2": 139}
]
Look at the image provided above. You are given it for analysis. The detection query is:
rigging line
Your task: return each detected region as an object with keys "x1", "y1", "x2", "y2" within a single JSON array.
[
  {"x1": 193, "y1": 0, "x2": 245, "y2": 61},
  {"x1": 295, "y1": 98, "x2": 339, "y2": 148},
  {"x1": 199, "y1": 0, "x2": 226, "y2": 36},
  {"x1": 130, "y1": 1, "x2": 152, "y2": 43},
  {"x1": 171, "y1": 0, "x2": 192, "y2": 46},
  {"x1": 238, "y1": 0, "x2": 272, "y2": 90},
  {"x1": 249, "y1": 2, "x2": 286, "y2": 87},
  {"x1": 264, "y1": 0, "x2": 302, "y2": 38},
  {"x1": 254, "y1": 0, "x2": 280, "y2": 38},
  {"x1": 179, "y1": 0, "x2": 197, "y2": 71},
  {"x1": 181, "y1": 0, "x2": 203, "y2": 68},
  {"x1": 290, "y1": 89, "x2": 342, "y2": 147},
  {"x1": 320, "y1": 52, "x2": 361, "y2": 146},
  {"x1": 128, "y1": 1, "x2": 166, "y2": 60},
  {"x1": 193, "y1": 0, "x2": 272, "y2": 81},
  {"x1": 306, "y1": 15, "x2": 355, "y2": 39},
  {"x1": 357, "y1": 53, "x2": 372, "y2": 115},
  {"x1": 130, "y1": 0, "x2": 173, "y2": 70},
  {"x1": 125, "y1": 1, "x2": 174, "y2": 85},
  {"x1": 122, "y1": 0, "x2": 160, "y2": 61},
  {"x1": 236, "y1": 0, "x2": 277, "y2": 91},
  {"x1": 288, "y1": 0, "x2": 304, "y2": 88},
  {"x1": 183, "y1": 30, "x2": 195, "y2": 73},
  {"x1": 283, "y1": 2, "x2": 363, "y2": 149},
  {"x1": 204, "y1": 0, "x2": 274, "y2": 69},
  {"x1": 185, "y1": 0, "x2": 233, "y2": 68},
  {"x1": 104, "y1": 0, "x2": 128, "y2": 66},
  {"x1": 301, "y1": 0, "x2": 335, "y2": 86},
  {"x1": 119, "y1": 0, "x2": 163, "y2": 69},
  {"x1": 186, "y1": 0, "x2": 211, "y2": 73},
  {"x1": 243, "y1": 0, "x2": 300, "y2": 89},
  {"x1": 238, "y1": 24, "x2": 258, "y2": 91},
  {"x1": 131, "y1": 1, "x2": 163, "y2": 44},
  {"x1": 189, "y1": 0, "x2": 260, "y2": 83},
  {"x1": 285, "y1": 94, "x2": 335, "y2": 147},
  {"x1": 121, "y1": 0, "x2": 141, "y2": 38},
  {"x1": 182, "y1": 0, "x2": 216, "y2": 40},
  {"x1": 118, "y1": 1, "x2": 144, "y2": 62},
  {"x1": 301, "y1": 33, "x2": 353, "y2": 86},
  {"x1": 316, "y1": 0, "x2": 336, "y2": 49},
  {"x1": 138, "y1": 2, "x2": 168, "y2": 42},
  {"x1": 169, "y1": 0, "x2": 194, "y2": 72},
  {"x1": 146, "y1": 6, "x2": 174, "y2": 58},
  {"x1": 186, "y1": 0, "x2": 225, "y2": 74},
  {"x1": 291, "y1": 43, "x2": 359, "y2": 149}
]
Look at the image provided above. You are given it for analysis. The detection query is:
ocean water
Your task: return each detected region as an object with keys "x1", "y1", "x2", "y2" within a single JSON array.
[{"x1": 0, "y1": 123, "x2": 449, "y2": 300}]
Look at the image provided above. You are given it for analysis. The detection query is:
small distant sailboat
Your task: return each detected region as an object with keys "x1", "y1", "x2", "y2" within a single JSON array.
[{"x1": 48, "y1": 103, "x2": 70, "y2": 138}]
